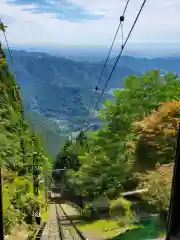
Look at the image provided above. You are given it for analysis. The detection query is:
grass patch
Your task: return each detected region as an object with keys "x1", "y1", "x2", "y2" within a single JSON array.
[
  {"x1": 77, "y1": 197, "x2": 136, "y2": 239},
  {"x1": 77, "y1": 218, "x2": 136, "y2": 239},
  {"x1": 77, "y1": 215, "x2": 166, "y2": 240},
  {"x1": 106, "y1": 217, "x2": 166, "y2": 240}
]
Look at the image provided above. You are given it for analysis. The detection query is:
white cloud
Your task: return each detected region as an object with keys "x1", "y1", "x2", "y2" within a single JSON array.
[{"x1": 0, "y1": 0, "x2": 180, "y2": 48}]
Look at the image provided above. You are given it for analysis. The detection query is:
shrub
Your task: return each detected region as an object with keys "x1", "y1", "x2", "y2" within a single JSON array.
[
  {"x1": 81, "y1": 204, "x2": 97, "y2": 219},
  {"x1": 110, "y1": 197, "x2": 131, "y2": 217},
  {"x1": 140, "y1": 164, "x2": 173, "y2": 214}
]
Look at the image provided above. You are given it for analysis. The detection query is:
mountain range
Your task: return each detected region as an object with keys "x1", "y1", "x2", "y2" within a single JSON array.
[{"x1": 5, "y1": 49, "x2": 180, "y2": 156}]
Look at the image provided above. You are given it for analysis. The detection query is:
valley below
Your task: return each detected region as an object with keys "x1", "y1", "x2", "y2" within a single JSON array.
[{"x1": 6, "y1": 49, "x2": 180, "y2": 157}]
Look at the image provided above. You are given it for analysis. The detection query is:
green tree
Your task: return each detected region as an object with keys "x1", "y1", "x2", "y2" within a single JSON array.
[
  {"x1": 140, "y1": 163, "x2": 173, "y2": 214},
  {"x1": 65, "y1": 70, "x2": 180, "y2": 201},
  {"x1": 0, "y1": 22, "x2": 7, "y2": 32},
  {"x1": 0, "y1": 30, "x2": 50, "y2": 234}
]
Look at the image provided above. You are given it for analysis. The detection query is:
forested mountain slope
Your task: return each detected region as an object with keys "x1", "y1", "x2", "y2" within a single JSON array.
[
  {"x1": 6, "y1": 49, "x2": 137, "y2": 120},
  {"x1": 114, "y1": 56, "x2": 180, "y2": 74},
  {"x1": 4, "y1": 50, "x2": 138, "y2": 156},
  {"x1": 4, "y1": 50, "x2": 180, "y2": 157},
  {"x1": 7, "y1": 51, "x2": 138, "y2": 129},
  {"x1": 0, "y1": 42, "x2": 50, "y2": 237},
  {"x1": 25, "y1": 110, "x2": 67, "y2": 156}
]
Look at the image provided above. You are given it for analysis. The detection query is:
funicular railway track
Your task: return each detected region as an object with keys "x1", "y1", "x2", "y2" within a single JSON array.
[
  {"x1": 40, "y1": 192, "x2": 86, "y2": 240},
  {"x1": 56, "y1": 204, "x2": 85, "y2": 240}
]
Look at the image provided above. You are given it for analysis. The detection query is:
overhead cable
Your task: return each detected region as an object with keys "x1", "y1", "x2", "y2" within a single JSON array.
[
  {"x1": 82, "y1": 0, "x2": 131, "y2": 133},
  {"x1": 92, "y1": 0, "x2": 148, "y2": 114},
  {"x1": 87, "y1": 0, "x2": 130, "y2": 112},
  {"x1": 0, "y1": 18, "x2": 21, "y2": 89}
]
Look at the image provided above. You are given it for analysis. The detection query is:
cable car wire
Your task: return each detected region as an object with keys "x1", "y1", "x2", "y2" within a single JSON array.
[
  {"x1": 0, "y1": 18, "x2": 20, "y2": 87},
  {"x1": 91, "y1": 0, "x2": 148, "y2": 117},
  {"x1": 87, "y1": 0, "x2": 130, "y2": 112},
  {"x1": 82, "y1": 0, "x2": 131, "y2": 133}
]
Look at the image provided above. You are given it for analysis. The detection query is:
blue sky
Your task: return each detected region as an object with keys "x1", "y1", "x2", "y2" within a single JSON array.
[
  {"x1": 0, "y1": 0, "x2": 180, "y2": 48},
  {"x1": 7, "y1": 0, "x2": 103, "y2": 21}
]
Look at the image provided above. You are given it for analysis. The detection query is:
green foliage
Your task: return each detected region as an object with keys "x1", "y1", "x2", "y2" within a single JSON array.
[
  {"x1": 57, "y1": 70, "x2": 180, "y2": 211},
  {"x1": 109, "y1": 197, "x2": 135, "y2": 227},
  {"x1": 0, "y1": 22, "x2": 7, "y2": 32},
  {"x1": 140, "y1": 164, "x2": 173, "y2": 214},
  {"x1": 25, "y1": 110, "x2": 67, "y2": 157},
  {"x1": 53, "y1": 131, "x2": 89, "y2": 182},
  {"x1": 110, "y1": 197, "x2": 131, "y2": 217},
  {"x1": 81, "y1": 204, "x2": 97, "y2": 219},
  {"x1": 133, "y1": 101, "x2": 180, "y2": 169},
  {"x1": 81, "y1": 196, "x2": 109, "y2": 220},
  {"x1": 54, "y1": 140, "x2": 80, "y2": 171},
  {"x1": 0, "y1": 42, "x2": 50, "y2": 235}
]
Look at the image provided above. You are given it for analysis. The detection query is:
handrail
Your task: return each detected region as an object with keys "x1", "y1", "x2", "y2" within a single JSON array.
[{"x1": 27, "y1": 222, "x2": 46, "y2": 240}]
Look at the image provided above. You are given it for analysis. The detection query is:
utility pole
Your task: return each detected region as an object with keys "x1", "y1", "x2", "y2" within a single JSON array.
[
  {"x1": 33, "y1": 153, "x2": 35, "y2": 196},
  {"x1": 0, "y1": 168, "x2": 4, "y2": 240},
  {"x1": 32, "y1": 153, "x2": 43, "y2": 224},
  {"x1": 32, "y1": 153, "x2": 42, "y2": 197},
  {"x1": 44, "y1": 173, "x2": 48, "y2": 210}
]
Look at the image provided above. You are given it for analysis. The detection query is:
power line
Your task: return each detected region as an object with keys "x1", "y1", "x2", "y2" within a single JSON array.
[
  {"x1": 88, "y1": 21, "x2": 122, "y2": 110},
  {"x1": 87, "y1": 0, "x2": 130, "y2": 112},
  {"x1": 0, "y1": 18, "x2": 24, "y2": 119},
  {"x1": 80, "y1": 0, "x2": 148, "y2": 155},
  {"x1": 0, "y1": 18, "x2": 20, "y2": 88},
  {"x1": 123, "y1": 0, "x2": 130, "y2": 16},
  {"x1": 92, "y1": 0, "x2": 148, "y2": 115},
  {"x1": 0, "y1": 19, "x2": 13, "y2": 64},
  {"x1": 81, "y1": 1, "x2": 131, "y2": 134}
]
